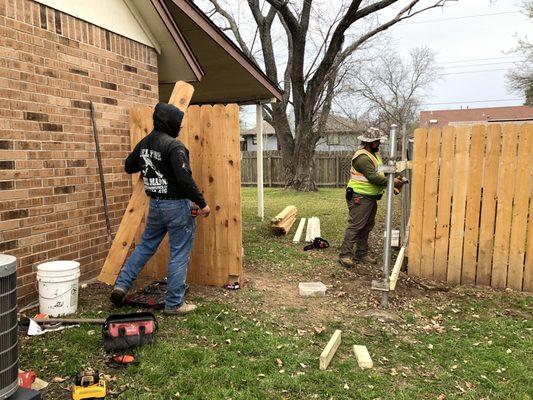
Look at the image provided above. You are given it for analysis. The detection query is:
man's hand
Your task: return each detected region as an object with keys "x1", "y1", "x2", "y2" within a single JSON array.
[
  {"x1": 394, "y1": 178, "x2": 406, "y2": 189},
  {"x1": 200, "y1": 205, "x2": 211, "y2": 217}
]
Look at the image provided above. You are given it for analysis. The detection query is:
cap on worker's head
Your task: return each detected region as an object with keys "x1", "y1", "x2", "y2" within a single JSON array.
[
  {"x1": 153, "y1": 102, "x2": 185, "y2": 138},
  {"x1": 358, "y1": 127, "x2": 386, "y2": 143}
]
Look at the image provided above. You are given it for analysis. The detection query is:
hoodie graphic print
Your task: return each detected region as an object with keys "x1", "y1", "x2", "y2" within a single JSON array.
[{"x1": 140, "y1": 148, "x2": 167, "y2": 193}]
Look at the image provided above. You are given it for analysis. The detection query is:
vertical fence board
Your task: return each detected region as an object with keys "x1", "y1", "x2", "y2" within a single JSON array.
[
  {"x1": 447, "y1": 126, "x2": 470, "y2": 284},
  {"x1": 461, "y1": 125, "x2": 486, "y2": 284},
  {"x1": 433, "y1": 126, "x2": 455, "y2": 281},
  {"x1": 507, "y1": 124, "x2": 532, "y2": 290},
  {"x1": 492, "y1": 125, "x2": 518, "y2": 288},
  {"x1": 420, "y1": 128, "x2": 441, "y2": 278},
  {"x1": 476, "y1": 125, "x2": 501, "y2": 285},
  {"x1": 524, "y1": 189, "x2": 533, "y2": 292},
  {"x1": 408, "y1": 128, "x2": 428, "y2": 277}
]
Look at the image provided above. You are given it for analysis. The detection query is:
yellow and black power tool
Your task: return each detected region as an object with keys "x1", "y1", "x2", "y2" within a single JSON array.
[{"x1": 72, "y1": 369, "x2": 106, "y2": 400}]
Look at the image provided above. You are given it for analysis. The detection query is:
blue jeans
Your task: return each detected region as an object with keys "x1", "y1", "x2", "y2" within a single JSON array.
[{"x1": 115, "y1": 199, "x2": 196, "y2": 308}]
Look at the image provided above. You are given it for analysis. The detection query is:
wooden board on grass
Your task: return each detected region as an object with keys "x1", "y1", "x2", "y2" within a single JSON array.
[{"x1": 319, "y1": 330, "x2": 342, "y2": 370}]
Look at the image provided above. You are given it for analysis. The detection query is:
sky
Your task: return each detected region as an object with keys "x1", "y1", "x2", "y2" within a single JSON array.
[
  {"x1": 198, "y1": 0, "x2": 532, "y2": 126},
  {"x1": 387, "y1": 0, "x2": 531, "y2": 110}
]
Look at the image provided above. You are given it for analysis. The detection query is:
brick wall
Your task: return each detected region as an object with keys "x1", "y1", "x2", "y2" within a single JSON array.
[{"x1": 0, "y1": 0, "x2": 159, "y2": 304}]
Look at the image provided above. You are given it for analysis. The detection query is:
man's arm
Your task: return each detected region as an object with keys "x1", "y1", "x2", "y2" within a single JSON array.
[
  {"x1": 353, "y1": 154, "x2": 388, "y2": 186},
  {"x1": 125, "y1": 142, "x2": 142, "y2": 174},
  {"x1": 169, "y1": 147, "x2": 207, "y2": 209}
]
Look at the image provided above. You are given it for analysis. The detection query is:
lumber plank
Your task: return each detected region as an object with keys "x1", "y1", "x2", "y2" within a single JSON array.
[
  {"x1": 305, "y1": 217, "x2": 314, "y2": 242},
  {"x1": 271, "y1": 206, "x2": 297, "y2": 224},
  {"x1": 420, "y1": 128, "x2": 441, "y2": 279},
  {"x1": 293, "y1": 218, "x2": 306, "y2": 242},
  {"x1": 98, "y1": 81, "x2": 195, "y2": 285},
  {"x1": 389, "y1": 245, "x2": 406, "y2": 291},
  {"x1": 476, "y1": 124, "x2": 501, "y2": 286},
  {"x1": 433, "y1": 126, "x2": 455, "y2": 281},
  {"x1": 98, "y1": 179, "x2": 148, "y2": 285},
  {"x1": 408, "y1": 128, "x2": 428, "y2": 277},
  {"x1": 461, "y1": 125, "x2": 486, "y2": 284},
  {"x1": 447, "y1": 126, "x2": 470, "y2": 284},
  {"x1": 319, "y1": 330, "x2": 342, "y2": 370},
  {"x1": 507, "y1": 124, "x2": 531, "y2": 290},
  {"x1": 353, "y1": 345, "x2": 373, "y2": 369},
  {"x1": 314, "y1": 217, "x2": 321, "y2": 239},
  {"x1": 492, "y1": 125, "x2": 518, "y2": 288}
]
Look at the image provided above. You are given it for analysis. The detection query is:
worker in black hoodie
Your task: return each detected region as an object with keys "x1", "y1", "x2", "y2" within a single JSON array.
[{"x1": 110, "y1": 102, "x2": 210, "y2": 315}]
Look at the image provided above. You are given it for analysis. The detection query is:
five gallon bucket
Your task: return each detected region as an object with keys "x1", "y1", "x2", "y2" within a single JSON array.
[{"x1": 36, "y1": 261, "x2": 80, "y2": 317}]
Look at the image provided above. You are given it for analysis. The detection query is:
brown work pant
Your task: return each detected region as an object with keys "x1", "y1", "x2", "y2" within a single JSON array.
[{"x1": 339, "y1": 195, "x2": 378, "y2": 259}]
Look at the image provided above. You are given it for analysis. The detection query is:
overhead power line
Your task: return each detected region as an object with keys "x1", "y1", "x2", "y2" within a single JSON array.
[
  {"x1": 439, "y1": 56, "x2": 523, "y2": 64},
  {"x1": 421, "y1": 98, "x2": 523, "y2": 106},
  {"x1": 440, "y1": 68, "x2": 513, "y2": 75},
  {"x1": 400, "y1": 11, "x2": 520, "y2": 25},
  {"x1": 439, "y1": 61, "x2": 522, "y2": 69}
]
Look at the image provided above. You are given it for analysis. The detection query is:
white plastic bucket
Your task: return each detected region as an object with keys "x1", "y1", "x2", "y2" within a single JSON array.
[{"x1": 36, "y1": 261, "x2": 81, "y2": 317}]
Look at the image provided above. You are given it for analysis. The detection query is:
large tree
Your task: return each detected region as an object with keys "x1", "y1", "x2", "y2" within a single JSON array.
[
  {"x1": 203, "y1": 0, "x2": 455, "y2": 190},
  {"x1": 507, "y1": 0, "x2": 533, "y2": 105},
  {"x1": 337, "y1": 46, "x2": 437, "y2": 132}
]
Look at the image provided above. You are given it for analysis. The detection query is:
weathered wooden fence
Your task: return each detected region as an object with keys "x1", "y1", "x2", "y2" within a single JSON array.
[
  {"x1": 241, "y1": 151, "x2": 353, "y2": 187},
  {"x1": 409, "y1": 123, "x2": 532, "y2": 292}
]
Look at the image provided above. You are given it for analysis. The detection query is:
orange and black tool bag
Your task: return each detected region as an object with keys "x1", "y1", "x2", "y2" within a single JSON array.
[{"x1": 102, "y1": 312, "x2": 157, "y2": 352}]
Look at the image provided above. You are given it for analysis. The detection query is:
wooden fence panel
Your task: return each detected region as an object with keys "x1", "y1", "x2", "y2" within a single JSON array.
[
  {"x1": 408, "y1": 128, "x2": 428, "y2": 277},
  {"x1": 409, "y1": 123, "x2": 532, "y2": 292}
]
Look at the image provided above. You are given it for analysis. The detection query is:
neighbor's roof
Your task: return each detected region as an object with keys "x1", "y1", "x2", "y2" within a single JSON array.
[
  {"x1": 241, "y1": 114, "x2": 361, "y2": 136},
  {"x1": 154, "y1": 0, "x2": 283, "y2": 104},
  {"x1": 419, "y1": 105, "x2": 533, "y2": 128}
]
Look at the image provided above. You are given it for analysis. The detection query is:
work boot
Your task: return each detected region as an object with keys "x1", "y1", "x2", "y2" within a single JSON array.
[
  {"x1": 338, "y1": 256, "x2": 355, "y2": 269},
  {"x1": 164, "y1": 302, "x2": 197, "y2": 315},
  {"x1": 110, "y1": 287, "x2": 127, "y2": 307},
  {"x1": 355, "y1": 254, "x2": 378, "y2": 265}
]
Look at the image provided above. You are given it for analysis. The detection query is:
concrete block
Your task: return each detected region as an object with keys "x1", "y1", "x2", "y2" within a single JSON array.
[{"x1": 299, "y1": 282, "x2": 326, "y2": 297}]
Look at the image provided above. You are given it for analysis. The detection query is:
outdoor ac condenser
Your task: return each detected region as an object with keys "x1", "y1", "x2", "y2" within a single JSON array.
[{"x1": 0, "y1": 254, "x2": 18, "y2": 399}]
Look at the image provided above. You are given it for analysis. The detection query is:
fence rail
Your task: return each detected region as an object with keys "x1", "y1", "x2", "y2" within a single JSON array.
[
  {"x1": 241, "y1": 150, "x2": 353, "y2": 187},
  {"x1": 408, "y1": 123, "x2": 532, "y2": 292}
]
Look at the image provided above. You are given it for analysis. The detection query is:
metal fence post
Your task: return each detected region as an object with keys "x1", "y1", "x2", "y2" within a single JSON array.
[{"x1": 381, "y1": 124, "x2": 398, "y2": 308}]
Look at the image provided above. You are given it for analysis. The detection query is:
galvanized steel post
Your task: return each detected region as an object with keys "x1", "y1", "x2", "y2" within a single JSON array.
[{"x1": 381, "y1": 124, "x2": 398, "y2": 308}]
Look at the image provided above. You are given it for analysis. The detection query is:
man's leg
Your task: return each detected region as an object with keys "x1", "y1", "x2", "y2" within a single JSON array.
[
  {"x1": 160, "y1": 200, "x2": 196, "y2": 312},
  {"x1": 113, "y1": 202, "x2": 166, "y2": 294},
  {"x1": 339, "y1": 195, "x2": 374, "y2": 261},
  {"x1": 354, "y1": 199, "x2": 378, "y2": 262}
]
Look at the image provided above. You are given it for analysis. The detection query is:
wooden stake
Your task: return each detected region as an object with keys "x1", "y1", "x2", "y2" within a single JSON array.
[{"x1": 319, "y1": 329, "x2": 341, "y2": 370}]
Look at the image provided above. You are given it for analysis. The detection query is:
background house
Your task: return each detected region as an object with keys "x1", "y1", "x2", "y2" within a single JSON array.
[
  {"x1": 0, "y1": 0, "x2": 281, "y2": 304},
  {"x1": 240, "y1": 114, "x2": 362, "y2": 152},
  {"x1": 419, "y1": 105, "x2": 533, "y2": 128}
]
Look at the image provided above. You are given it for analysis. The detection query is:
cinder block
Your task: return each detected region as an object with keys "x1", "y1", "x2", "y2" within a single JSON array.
[{"x1": 299, "y1": 282, "x2": 327, "y2": 297}]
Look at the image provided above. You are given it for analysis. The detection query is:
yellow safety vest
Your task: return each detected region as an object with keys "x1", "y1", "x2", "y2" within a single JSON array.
[{"x1": 347, "y1": 149, "x2": 385, "y2": 196}]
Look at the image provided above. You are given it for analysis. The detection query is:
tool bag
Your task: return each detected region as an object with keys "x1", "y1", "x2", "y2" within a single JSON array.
[{"x1": 102, "y1": 312, "x2": 157, "y2": 352}]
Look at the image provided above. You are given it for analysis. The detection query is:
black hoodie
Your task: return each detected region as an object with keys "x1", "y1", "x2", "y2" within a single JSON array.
[{"x1": 125, "y1": 103, "x2": 207, "y2": 208}]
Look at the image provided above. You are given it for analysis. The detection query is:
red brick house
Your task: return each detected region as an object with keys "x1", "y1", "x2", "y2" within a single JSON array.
[
  {"x1": 0, "y1": 0, "x2": 282, "y2": 304},
  {"x1": 419, "y1": 105, "x2": 533, "y2": 128}
]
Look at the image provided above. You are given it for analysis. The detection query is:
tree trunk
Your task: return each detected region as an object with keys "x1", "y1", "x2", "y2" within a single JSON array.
[{"x1": 284, "y1": 120, "x2": 317, "y2": 191}]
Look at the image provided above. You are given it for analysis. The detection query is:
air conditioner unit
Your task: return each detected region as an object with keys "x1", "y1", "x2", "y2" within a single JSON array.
[{"x1": 0, "y1": 254, "x2": 18, "y2": 399}]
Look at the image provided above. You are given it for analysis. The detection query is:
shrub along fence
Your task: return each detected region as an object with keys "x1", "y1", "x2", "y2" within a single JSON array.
[
  {"x1": 241, "y1": 150, "x2": 354, "y2": 187},
  {"x1": 409, "y1": 123, "x2": 532, "y2": 292}
]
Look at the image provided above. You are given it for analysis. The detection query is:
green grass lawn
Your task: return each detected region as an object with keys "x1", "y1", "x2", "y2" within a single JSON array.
[{"x1": 19, "y1": 188, "x2": 532, "y2": 399}]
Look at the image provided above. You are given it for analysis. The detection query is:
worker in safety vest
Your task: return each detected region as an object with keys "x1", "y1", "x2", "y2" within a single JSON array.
[{"x1": 338, "y1": 127, "x2": 405, "y2": 268}]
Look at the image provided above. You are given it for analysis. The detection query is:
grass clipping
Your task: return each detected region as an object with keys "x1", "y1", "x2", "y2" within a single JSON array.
[{"x1": 270, "y1": 205, "x2": 297, "y2": 235}]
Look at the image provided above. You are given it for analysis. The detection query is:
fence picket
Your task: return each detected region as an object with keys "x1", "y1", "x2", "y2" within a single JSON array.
[
  {"x1": 524, "y1": 187, "x2": 533, "y2": 292},
  {"x1": 507, "y1": 124, "x2": 532, "y2": 290},
  {"x1": 433, "y1": 126, "x2": 455, "y2": 281},
  {"x1": 461, "y1": 125, "x2": 486, "y2": 284},
  {"x1": 476, "y1": 124, "x2": 501, "y2": 286},
  {"x1": 420, "y1": 128, "x2": 441, "y2": 278},
  {"x1": 492, "y1": 125, "x2": 518, "y2": 288},
  {"x1": 447, "y1": 126, "x2": 470, "y2": 284},
  {"x1": 408, "y1": 128, "x2": 428, "y2": 277}
]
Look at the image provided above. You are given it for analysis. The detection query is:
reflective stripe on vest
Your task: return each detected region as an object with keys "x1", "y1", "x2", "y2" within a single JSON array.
[{"x1": 347, "y1": 149, "x2": 385, "y2": 196}]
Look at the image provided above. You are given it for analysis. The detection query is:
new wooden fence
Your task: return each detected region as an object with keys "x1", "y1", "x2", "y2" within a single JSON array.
[
  {"x1": 241, "y1": 151, "x2": 353, "y2": 187},
  {"x1": 408, "y1": 124, "x2": 532, "y2": 292}
]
